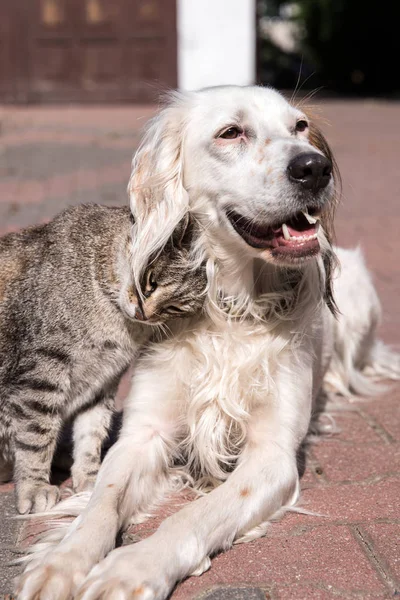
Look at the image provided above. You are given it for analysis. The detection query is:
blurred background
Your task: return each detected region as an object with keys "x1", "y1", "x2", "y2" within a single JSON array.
[
  {"x1": 0, "y1": 0, "x2": 399, "y2": 102},
  {"x1": 258, "y1": 0, "x2": 400, "y2": 96}
]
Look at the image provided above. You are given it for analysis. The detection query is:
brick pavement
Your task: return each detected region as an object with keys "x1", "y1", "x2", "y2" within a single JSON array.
[{"x1": 0, "y1": 100, "x2": 399, "y2": 599}]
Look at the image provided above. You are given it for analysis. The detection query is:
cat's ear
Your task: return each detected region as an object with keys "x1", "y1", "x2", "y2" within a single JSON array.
[{"x1": 171, "y1": 213, "x2": 193, "y2": 249}]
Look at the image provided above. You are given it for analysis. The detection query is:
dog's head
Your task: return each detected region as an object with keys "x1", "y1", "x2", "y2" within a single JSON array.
[{"x1": 129, "y1": 86, "x2": 339, "y2": 306}]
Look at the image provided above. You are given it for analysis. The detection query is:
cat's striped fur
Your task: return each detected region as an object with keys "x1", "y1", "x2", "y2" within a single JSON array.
[{"x1": 0, "y1": 204, "x2": 206, "y2": 514}]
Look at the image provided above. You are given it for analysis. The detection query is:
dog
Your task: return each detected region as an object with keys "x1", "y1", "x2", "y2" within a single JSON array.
[{"x1": 17, "y1": 85, "x2": 399, "y2": 600}]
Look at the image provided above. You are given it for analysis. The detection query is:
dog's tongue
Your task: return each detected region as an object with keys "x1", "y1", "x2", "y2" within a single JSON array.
[
  {"x1": 279, "y1": 211, "x2": 318, "y2": 239},
  {"x1": 286, "y1": 223, "x2": 316, "y2": 238}
]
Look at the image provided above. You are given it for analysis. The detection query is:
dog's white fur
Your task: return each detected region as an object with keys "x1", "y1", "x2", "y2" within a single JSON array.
[{"x1": 17, "y1": 86, "x2": 399, "y2": 600}]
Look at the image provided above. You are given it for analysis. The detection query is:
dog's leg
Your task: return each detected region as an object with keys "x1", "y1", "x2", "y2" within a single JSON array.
[
  {"x1": 17, "y1": 370, "x2": 182, "y2": 600},
  {"x1": 75, "y1": 360, "x2": 313, "y2": 600}
]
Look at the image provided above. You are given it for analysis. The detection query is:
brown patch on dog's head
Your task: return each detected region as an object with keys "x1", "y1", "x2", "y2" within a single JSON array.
[
  {"x1": 239, "y1": 487, "x2": 251, "y2": 498},
  {"x1": 304, "y1": 109, "x2": 341, "y2": 316},
  {"x1": 307, "y1": 116, "x2": 340, "y2": 242}
]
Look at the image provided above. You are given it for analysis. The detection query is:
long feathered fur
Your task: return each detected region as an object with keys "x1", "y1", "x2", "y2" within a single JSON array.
[{"x1": 16, "y1": 86, "x2": 400, "y2": 600}]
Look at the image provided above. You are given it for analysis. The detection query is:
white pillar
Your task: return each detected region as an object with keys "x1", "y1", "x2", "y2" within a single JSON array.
[{"x1": 177, "y1": 0, "x2": 256, "y2": 90}]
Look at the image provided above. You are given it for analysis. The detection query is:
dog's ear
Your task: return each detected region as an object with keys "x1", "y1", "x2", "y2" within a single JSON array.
[
  {"x1": 128, "y1": 92, "x2": 191, "y2": 288},
  {"x1": 305, "y1": 115, "x2": 341, "y2": 248},
  {"x1": 322, "y1": 247, "x2": 339, "y2": 316},
  {"x1": 304, "y1": 111, "x2": 341, "y2": 316}
]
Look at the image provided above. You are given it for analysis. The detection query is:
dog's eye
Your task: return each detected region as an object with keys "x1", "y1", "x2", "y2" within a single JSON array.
[
  {"x1": 295, "y1": 120, "x2": 308, "y2": 133},
  {"x1": 219, "y1": 126, "x2": 242, "y2": 139}
]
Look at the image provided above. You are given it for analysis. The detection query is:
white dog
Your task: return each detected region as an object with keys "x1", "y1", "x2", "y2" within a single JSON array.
[{"x1": 17, "y1": 86, "x2": 399, "y2": 600}]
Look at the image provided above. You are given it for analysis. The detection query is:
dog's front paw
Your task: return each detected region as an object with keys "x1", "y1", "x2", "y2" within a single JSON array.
[
  {"x1": 16, "y1": 553, "x2": 86, "y2": 600},
  {"x1": 76, "y1": 544, "x2": 170, "y2": 600},
  {"x1": 16, "y1": 481, "x2": 60, "y2": 514}
]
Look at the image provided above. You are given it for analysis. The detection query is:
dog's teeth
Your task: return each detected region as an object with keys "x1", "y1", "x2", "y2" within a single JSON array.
[
  {"x1": 302, "y1": 211, "x2": 318, "y2": 224},
  {"x1": 282, "y1": 223, "x2": 291, "y2": 240}
]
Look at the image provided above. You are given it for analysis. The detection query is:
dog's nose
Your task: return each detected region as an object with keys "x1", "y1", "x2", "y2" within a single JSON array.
[{"x1": 287, "y1": 152, "x2": 332, "y2": 191}]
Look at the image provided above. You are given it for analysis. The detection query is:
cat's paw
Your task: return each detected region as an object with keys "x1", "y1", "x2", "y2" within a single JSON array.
[
  {"x1": 16, "y1": 481, "x2": 60, "y2": 514},
  {"x1": 71, "y1": 468, "x2": 98, "y2": 493}
]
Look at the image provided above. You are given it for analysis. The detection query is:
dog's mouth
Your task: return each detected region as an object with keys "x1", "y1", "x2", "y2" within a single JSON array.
[{"x1": 226, "y1": 209, "x2": 321, "y2": 260}]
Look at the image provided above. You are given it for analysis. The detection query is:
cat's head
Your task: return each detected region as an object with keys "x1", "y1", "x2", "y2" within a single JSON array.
[{"x1": 122, "y1": 215, "x2": 207, "y2": 325}]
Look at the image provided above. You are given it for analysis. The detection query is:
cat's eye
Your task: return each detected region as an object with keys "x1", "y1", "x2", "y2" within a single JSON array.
[{"x1": 143, "y1": 270, "x2": 157, "y2": 298}]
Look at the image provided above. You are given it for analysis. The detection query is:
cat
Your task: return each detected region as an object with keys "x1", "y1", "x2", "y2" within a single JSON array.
[{"x1": 0, "y1": 204, "x2": 206, "y2": 514}]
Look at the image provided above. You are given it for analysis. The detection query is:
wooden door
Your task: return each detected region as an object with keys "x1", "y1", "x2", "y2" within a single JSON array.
[{"x1": 0, "y1": 0, "x2": 177, "y2": 102}]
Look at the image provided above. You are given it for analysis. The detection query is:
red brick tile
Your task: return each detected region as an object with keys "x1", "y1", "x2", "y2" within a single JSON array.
[
  {"x1": 1, "y1": 129, "x2": 136, "y2": 149},
  {"x1": 317, "y1": 410, "x2": 383, "y2": 444},
  {"x1": 0, "y1": 161, "x2": 132, "y2": 207},
  {"x1": 363, "y1": 523, "x2": 400, "y2": 583},
  {"x1": 127, "y1": 489, "x2": 197, "y2": 541},
  {"x1": 299, "y1": 478, "x2": 400, "y2": 523},
  {"x1": 172, "y1": 526, "x2": 386, "y2": 599},
  {"x1": 0, "y1": 482, "x2": 14, "y2": 493},
  {"x1": 299, "y1": 464, "x2": 318, "y2": 487},
  {"x1": 274, "y1": 582, "x2": 388, "y2": 600},
  {"x1": 255, "y1": 477, "x2": 400, "y2": 531},
  {"x1": 311, "y1": 442, "x2": 400, "y2": 482},
  {"x1": 363, "y1": 390, "x2": 400, "y2": 442}
]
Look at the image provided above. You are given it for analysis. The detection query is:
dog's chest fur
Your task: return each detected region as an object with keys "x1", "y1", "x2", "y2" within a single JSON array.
[{"x1": 157, "y1": 316, "x2": 288, "y2": 482}]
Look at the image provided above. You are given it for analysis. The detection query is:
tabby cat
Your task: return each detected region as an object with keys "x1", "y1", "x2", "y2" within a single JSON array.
[{"x1": 0, "y1": 204, "x2": 206, "y2": 513}]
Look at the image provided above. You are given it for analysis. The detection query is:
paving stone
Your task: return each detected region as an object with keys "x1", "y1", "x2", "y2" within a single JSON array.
[
  {"x1": 173, "y1": 525, "x2": 387, "y2": 599},
  {"x1": 364, "y1": 523, "x2": 400, "y2": 586},
  {"x1": 317, "y1": 410, "x2": 384, "y2": 444},
  {"x1": 363, "y1": 391, "x2": 400, "y2": 442},
  {"x1": 311, "y1": 442, "x2": 400, "y2": 483},
  {"x1": 274, "y1": 582, "x2": 390, "y2": 599},
  {"x1": 0, "y1": 490, "x2": 22, "y2": 595},
  {"x1": 299, "y1": 478, "x2": 400, "y2": 523},
  {"x1": 196, "y1": 587, "x2": 268, "y2": 600}
]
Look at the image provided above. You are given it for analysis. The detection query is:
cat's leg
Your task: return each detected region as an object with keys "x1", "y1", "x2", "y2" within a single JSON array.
[
  {"x1": 13, "y1": 408, "x2": 63, "y2": 514},
  {"x1": 9, "y1": 349, "x2": 72, "y2": 513},
  {"x1": 17, "y1": 366, "x2": 183, "y2": 600},
  {"x1": 71, "y1": 387, "x2": 117, "y2": 493},
  {"x1": 12, "y1": 391, "x2": 64, "y2": 514}
]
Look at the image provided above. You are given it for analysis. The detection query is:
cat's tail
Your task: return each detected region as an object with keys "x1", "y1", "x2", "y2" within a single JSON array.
[{"x1": 14, "y1": 490, "x2": 91, "y2": 571}]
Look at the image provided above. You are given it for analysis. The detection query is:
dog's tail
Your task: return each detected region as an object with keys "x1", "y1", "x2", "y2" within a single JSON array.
[
  {"x1": 14, "y1": 490, "x2": 91, "y2": 570},
  {"x1": 324, "y1": 336, "x2": 400, "y2": 398},
  {"x1": 324, "y1": 247, "x2": 400, "y2": 398}
]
